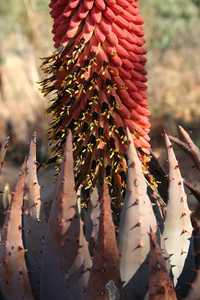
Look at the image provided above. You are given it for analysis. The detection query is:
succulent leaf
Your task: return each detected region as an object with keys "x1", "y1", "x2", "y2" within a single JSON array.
[
  {"x1": 162, "y1": 134, "x2": 193, "y2": 286},
  {"x1": 64, "y1": 219, "x2": 92, "y2": 300},
  {"x1": 119, "y1": 128, "x2": 157, "y2": 285},
  {"x1": 23, "y1": 134, "x2": 47, "y2": 299},
  {"x1": 86, "y1": 182, "x2": 120, "y2": 300},
  {"x1": 38, "y1": 164, "x2": 58, "y2": 221},
  {"x1": 148, "y1": 230, "x2": 177, "y2": 300},
  {"x1": 0, "y1": 164, "x2": 34, "y2": 300},
  {"x1": 25, "y1": 132, "x2": 42, "y2": 220},
  {"x1": 40, "y1": 131, "x2": 90, "y2": 299}
]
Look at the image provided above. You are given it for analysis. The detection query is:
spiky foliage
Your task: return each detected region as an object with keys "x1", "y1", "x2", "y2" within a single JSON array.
[
  {"x1": 148, "y1": 230, "x2": 177, "y2": 300},
  {"x1": 0, "y1": 128, "x2": 200, "y2": 300},
  {"x1": 0, "y1": 163, "x2": 34, "y2": 300},
  {"x1": 41, "y1": 0, "x2": 150, "y2": 196},
  {"x1": 119, "y1": 128, "x2": 157, "y2": 285},
  {"x1": 162, "y1": 134, "x2": 193, "y2": 286}
]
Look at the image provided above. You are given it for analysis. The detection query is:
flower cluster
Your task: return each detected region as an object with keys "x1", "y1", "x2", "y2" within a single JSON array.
[{"x1": 41, "y1": 0, "x2": 150, "y2": 196}]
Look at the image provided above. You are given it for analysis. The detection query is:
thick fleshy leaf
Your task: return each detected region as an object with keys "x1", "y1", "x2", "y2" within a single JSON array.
[
  {"x1": 148, "y1": 230, "x2": 177, "y2": 300},
  {"x1": 25, "y1": 132, "x2": 41, "y2": 219},
  {"x1": 40, "y1": 131, "x2": 91, "y2": 300},
  {"x1": 86, "y1": 183, "x2": 120, "y2": 300},
  {"x1": 64, "y1": 220, "x2": 92, "y2": 300},
  {"x1": 119, "y1": 128, "x2": 157, "y2": 285},
  {"x1": 0, "y1": 164, "x2": 34, "y2": 300},
  {"x1": 23, "y1": 134, "x2": 47, "y2": 299},
  {"x1": 162, "y1": 134, "x2": 193, "y2": 285},
  {"x1": 38, "y1": 164, "x2": 57, "y2": 221}
]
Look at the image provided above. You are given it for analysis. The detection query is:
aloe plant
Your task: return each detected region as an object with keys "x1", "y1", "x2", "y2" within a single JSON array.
[
  {"x1": 0, "y1": 127, "x2": 200, "y2": 300},
  {"x1": 0, "y1": 1, "x2": 200, "y2": 299}
]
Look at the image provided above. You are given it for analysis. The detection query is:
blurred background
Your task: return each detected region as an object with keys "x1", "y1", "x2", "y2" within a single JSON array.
[{"x1": 0, "y1": 0, "x2": 200, "y2": 185}]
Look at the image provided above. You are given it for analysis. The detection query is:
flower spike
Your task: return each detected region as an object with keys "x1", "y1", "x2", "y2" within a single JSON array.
[{"x1": 41, "y1": 0, "x2": 150, "y2": 196}]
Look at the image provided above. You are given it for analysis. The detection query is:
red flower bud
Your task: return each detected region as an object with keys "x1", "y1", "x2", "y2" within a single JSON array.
[{"x1": 41, "y1": 0, "x2": 150, "y2": 193}]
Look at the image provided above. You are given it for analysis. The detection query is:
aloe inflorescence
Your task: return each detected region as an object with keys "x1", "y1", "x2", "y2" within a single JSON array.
[{"x1": 41, "y1": 0, "x2": 150, "y2": 197}]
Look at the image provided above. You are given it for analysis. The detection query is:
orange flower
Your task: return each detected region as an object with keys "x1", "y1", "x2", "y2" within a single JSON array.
[{"x1": 41, "y1": 0, "x2": 150, "y2": 194}]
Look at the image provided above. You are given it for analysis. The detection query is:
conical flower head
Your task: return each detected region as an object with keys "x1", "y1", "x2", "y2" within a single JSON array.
[{"x1": 41, "y1": 0, "x2": 150, "y2": 196}]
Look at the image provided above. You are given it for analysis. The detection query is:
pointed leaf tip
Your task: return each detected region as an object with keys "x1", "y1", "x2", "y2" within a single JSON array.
[
  {"x1": 119, "y1": 128, "x2": 157, "y2": 284},
  {"x1": 23, "y1": 132, "x2": 48, "y2": 299},
  {"x1": 86, "y1": 182, "x2": 120, "y2": 300},
  {"x1": 40, "y1": 131, "x2": 80, "y2": 300},
  {"x1": 0, "y1": 163, "x2": 34, "y2": 300},
  {"x1": 26, "y1": 131, "x2": 41, "y2": 220},
  {"x1": 163, "y1": 133, "x2": 193, "y2": 285}
]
